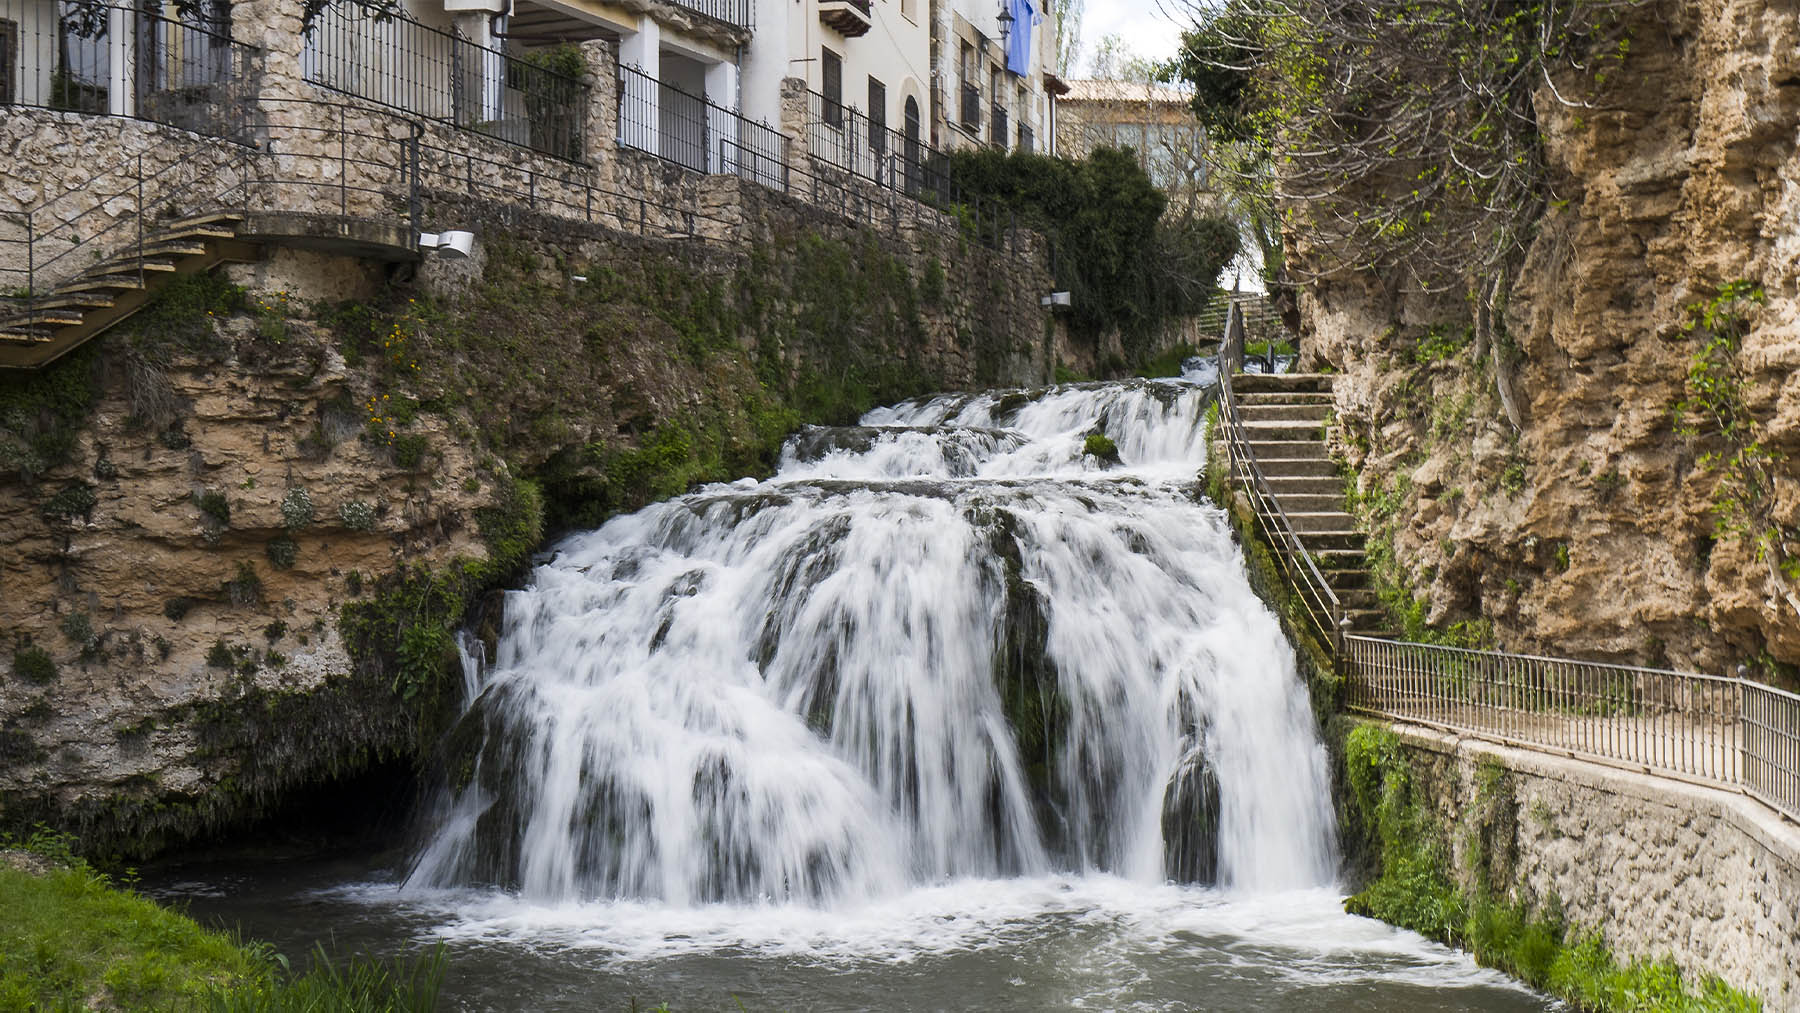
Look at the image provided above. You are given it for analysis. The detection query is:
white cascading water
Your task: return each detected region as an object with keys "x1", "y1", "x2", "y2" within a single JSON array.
[{"x1": 406, "y1": 378, "x2": 1337, "y2": 907}]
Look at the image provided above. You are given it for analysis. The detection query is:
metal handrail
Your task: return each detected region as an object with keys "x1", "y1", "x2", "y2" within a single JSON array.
[
  {"x1": 1211, "y1": 308, "x2": 1800, "y2": 825},
  {"x1": 1216, "y1": 301, "x2": 1346, "y2": 652},
  {"x1": 1343, "y1": 634, "x2": 1800, "y2": 823}
]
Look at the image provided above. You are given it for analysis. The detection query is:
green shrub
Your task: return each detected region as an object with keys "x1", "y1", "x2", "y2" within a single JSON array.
[
  {"x1": 222, "y1": 562, "x2": 262, "y2": 607},
  {"x1": 195, "y1": 490, "x2": 231, "y2": 527},
  {"x1": 12, "y1": 645, "x2": 57, "y2": 685},
  {"x1": 164, "y1": 597, "x2": 197, "y2": 622},
  {"x1": 206, "y1": 640, "x2": 234, "y2": 669},
  {"x1": 265, "y1": 535, "x2": 299, "y2": 571},
  {"x1": 391, "y1": 434, "x2": 428, "y2": 470},
  {"x1": 40, "y1": 482, "x2": 97, "y2": 521},
  {"x1": 338, "y1": 500, "x2": 377, "y2": 531},
  {"x1": 279, "y1": 487, "x2": 315, "y2": 530}
]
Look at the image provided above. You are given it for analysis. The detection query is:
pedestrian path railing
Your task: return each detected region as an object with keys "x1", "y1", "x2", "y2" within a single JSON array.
[{"x1": 1215, "y1": 309, "x2": 1800, "y2": 826}]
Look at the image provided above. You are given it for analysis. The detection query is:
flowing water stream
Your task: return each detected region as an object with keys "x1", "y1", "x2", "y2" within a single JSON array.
[{"x1": 149, "y1": 377, "x2": 1553, "y2": 1011}]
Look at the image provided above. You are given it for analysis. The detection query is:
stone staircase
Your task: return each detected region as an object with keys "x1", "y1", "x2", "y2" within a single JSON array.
[
  {"x1": 1231, "y1": 372, "x2": 1391, "y2": 637},
  {"x1": 0, "y1": 212, "x2": 261, "y2": 369}
]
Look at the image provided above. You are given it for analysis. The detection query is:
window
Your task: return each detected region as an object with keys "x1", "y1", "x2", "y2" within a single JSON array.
[
  {"x1": 0, "y1": 19, "x2": 17, "y2": 105},
  {"x1": 901, "y1": 0, "x2": 916, "y2": 21},
  {"x1": 821, "y1": 47, "x2": 842, "y2": 127},
  {"x1": 867, "y1": 76, "x2": 886, "y2": 151},
  {"x1": 958, "y1": 41, "x2": 979, "y2": 129}
]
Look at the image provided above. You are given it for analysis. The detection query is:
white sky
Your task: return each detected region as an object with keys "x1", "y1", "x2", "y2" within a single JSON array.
[{"x1": 1072, "y1": 0, "x2": 1188, "y2": 76}]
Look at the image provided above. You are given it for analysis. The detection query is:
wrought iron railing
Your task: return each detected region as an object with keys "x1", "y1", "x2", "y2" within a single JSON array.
[
  {"x1": 0, "y1": 0, "x2": 251, "y2": 137},
  {"x1": 990, "y1": 104, "x2": 1008, "y2": 148},
  {"x1": 615, "y1": 64, "x2": 788, "y2": 191},
  {"x1": 1215, "y1": 301, "x2": 1800, "y2": 825},
  {"x1": 665, "y1": 0, "x2": 751, "y2": 29},
  {"x1": 302, "y1": 2, "x2": 587, "y2": 161},
  {"x1": 0, "y1": 98, "x2": 421, "y2": 301},
  {"x1": 1216, "y1": 301, "x2": 1346, "y2": 654},
  {"x1": 1344, "y1": 636, "x2": 1800, "y2": 821}
]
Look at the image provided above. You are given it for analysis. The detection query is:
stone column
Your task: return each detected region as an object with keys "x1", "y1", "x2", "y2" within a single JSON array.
[
  {"x1": 617, "y1": 18, "x2": 661, "y2": 157},
  {"x1": 233, "y1": 0, "x2": 309, "y2": 107},
  {"x1": 579, "y1": 39, "x2": 619, "y2": 170},
  {"x1": 779, "y1": 77, "x2": 809, "y2": 164},
  {"x1": 704, "y1": 60, "x2": 738, "y2": 174}
]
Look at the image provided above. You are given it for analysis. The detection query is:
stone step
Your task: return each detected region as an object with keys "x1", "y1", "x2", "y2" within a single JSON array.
[
  {"x1": 1323, "y1": 568, "x2": 1372, "y2": 589},
  {"x1": 1302, "y1": 534, "x2": 1365, "y2": 552},
  {"x1": 85, "y1": 257, "x2": 181, "y2": 279},
  {"x1": 1232, "y1": 372, "x2": 1333, "y2": 394},
  {"x1": 0, "y1": 310, "x2": 83, "y2": 330},
  {"x1": 1239, "y1": 419, "x2": 1326, "y2": 441},
  {"x1": 1263, "y1": 475, "x2": 1344, "y2": 496},
  {"x1": 1237, "y1": 391, "x2": 1334, "y2": 406},
  {"x1": 1336, "y1": 587, "x2": 1382, "y2": 610},
  {"x1": 1245, "y1": 439, "x2": 1328, "y2": 461},
  {"x1": 91, "y1": 243, "x2": 207, "y2": 271},
  {"x1": 0, "y1": 329, "x2": 55, "y2": 345},
  {"x1": 1305, "y1": 541, "x2": 1369, "y2": 561},
  {"x1": 1285, "y1": 511, "x2": 1356, "y2": 533},
  {"x1": 53, "y1": 277, "x2": 151, "y2": 295},
  {"x1": 25, "y1": 293, "x2": 117, "y2": 312},
  {"x1": 1239, "y1": 403, "x2": 1332, "y2": 423},
  {"x1": 1289, "y1": 530, "x2": 1364, "y2": 552},
  {"x1": 162, "y1": 210, "x2": 246, "y2": 232},
  {"x1": 1252, "y1": 457, "x2": 1338, "y2": 478},
  {"x1": 1343, "y1": 608, "x2": 1391, "y2": 633},
  {"x1": 1269, "y1": 492, "x2": 1346, "y2": 513}
]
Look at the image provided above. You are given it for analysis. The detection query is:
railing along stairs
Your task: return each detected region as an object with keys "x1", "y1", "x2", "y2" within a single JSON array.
[{"x1": 1213, "y1": 303, "x2": 1800, "y2": 826}]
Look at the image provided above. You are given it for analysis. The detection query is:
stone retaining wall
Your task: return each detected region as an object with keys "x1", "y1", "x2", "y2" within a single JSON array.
[{"x1": 1393, "y1": 724, "x2": 1800, "y2": 1011}]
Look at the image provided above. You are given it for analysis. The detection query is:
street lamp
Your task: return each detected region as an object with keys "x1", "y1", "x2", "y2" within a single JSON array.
[{"x1": 996, "y1": 2, "x2": 1014, "y2": 56}]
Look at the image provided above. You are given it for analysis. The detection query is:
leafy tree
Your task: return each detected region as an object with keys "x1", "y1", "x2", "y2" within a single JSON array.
[{"x1": 944, "y1": 147, "x2": 1239, "y2": 362}]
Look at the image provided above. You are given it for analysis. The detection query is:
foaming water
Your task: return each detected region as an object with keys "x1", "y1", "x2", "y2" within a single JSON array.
[
  {"x1": 407, "y1": 379, "x2": 1334, "y2": 905},
  {"x1": 145, "y1": 377, "x2": 1552, "y2": 1009}
]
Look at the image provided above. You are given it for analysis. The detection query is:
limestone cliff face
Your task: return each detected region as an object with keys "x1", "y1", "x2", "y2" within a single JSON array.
[
  {"x1": 0, "y1": 189, "x2": 1053, "y2": 854},
  {"x1": 1301, "y1": 0, "x2": 1800, "y2": 678}
]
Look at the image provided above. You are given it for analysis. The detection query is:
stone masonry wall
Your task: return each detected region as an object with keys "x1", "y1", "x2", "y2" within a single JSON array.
[{"x1": 1393, "y1": 724, "x2": 1800, "y2": 1011}]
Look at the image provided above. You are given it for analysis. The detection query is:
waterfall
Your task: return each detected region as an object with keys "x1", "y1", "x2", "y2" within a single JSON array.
[{"x1": 406, "y1": 379, "x2": 1337, "y2": 906}]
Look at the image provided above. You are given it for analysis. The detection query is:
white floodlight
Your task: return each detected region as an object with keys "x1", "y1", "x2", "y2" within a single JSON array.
[
  {"x1": 1039, "y1": 291, "x2": 1072, "y2": 308},
  {"x1": 419, "y1": 230, "x2": 476, "y2": 259}
]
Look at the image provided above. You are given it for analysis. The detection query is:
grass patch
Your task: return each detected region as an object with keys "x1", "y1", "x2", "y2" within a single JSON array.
[{"x1": 0, "y1": 828, "x2": 444, "y2": 1012}]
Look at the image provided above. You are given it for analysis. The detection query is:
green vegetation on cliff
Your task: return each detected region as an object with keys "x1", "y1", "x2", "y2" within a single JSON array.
[
  {"x1": 939, "y1": 146, "x2": 1238, "y2": 366},
  {"x1": 1341, "y1": 725, "x2": 1761, "y2": 1012}
]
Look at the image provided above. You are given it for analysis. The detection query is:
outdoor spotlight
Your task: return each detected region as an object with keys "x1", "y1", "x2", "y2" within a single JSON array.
[
  {"x1": 1039, "y1": 291, "x2": 1072, "y2": 308},
  {"x1": 419, "y1": 230, "x2": 476, "y2": 259}
]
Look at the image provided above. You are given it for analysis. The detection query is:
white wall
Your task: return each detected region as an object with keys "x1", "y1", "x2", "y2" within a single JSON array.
[{"x1": 743, "y1": 0, "x2": 929, "y2": 141}]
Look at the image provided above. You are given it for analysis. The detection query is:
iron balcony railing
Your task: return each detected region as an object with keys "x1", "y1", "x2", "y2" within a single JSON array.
[
  {"x1": 615, "y1": 64, "x2": 789, "y2": 191},
  {"x1": 664, "y1": 0, "x2": 751, "y2": 29},
  {"x1": 0, "y1": 0, "x2": 251, "y2": 138},
  {"x1": 990, "y1": 104, "x2": 1008, "y2": 148},
  {"x1": 302, "y1": 1, "x2": 587, "y2": 161}
]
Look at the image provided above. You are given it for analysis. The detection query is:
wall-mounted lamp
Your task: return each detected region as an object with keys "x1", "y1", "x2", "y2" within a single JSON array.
[
  {"x1": 996, "y1": 2, "x2": 1014, "y2": 53},
  {"x1": 419, "y1": 230, "x2": 476, "y2": 260},
  {"x1": 1039, "y1": 291, "x2": 1071, "y2": 308}
]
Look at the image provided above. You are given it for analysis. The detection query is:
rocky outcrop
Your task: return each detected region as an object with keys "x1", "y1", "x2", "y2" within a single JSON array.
[
  {"x1": 1300, "y1": 0, "x2": 1800, "y2": 678},
  {"x1": 0, "y1": 184, "x2": 1055, "y2": 856}
]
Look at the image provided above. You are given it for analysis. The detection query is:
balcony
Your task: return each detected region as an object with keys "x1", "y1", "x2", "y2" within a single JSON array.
[{"x1": 818, "y1": 0, "x2": 872, "y2": 38}]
